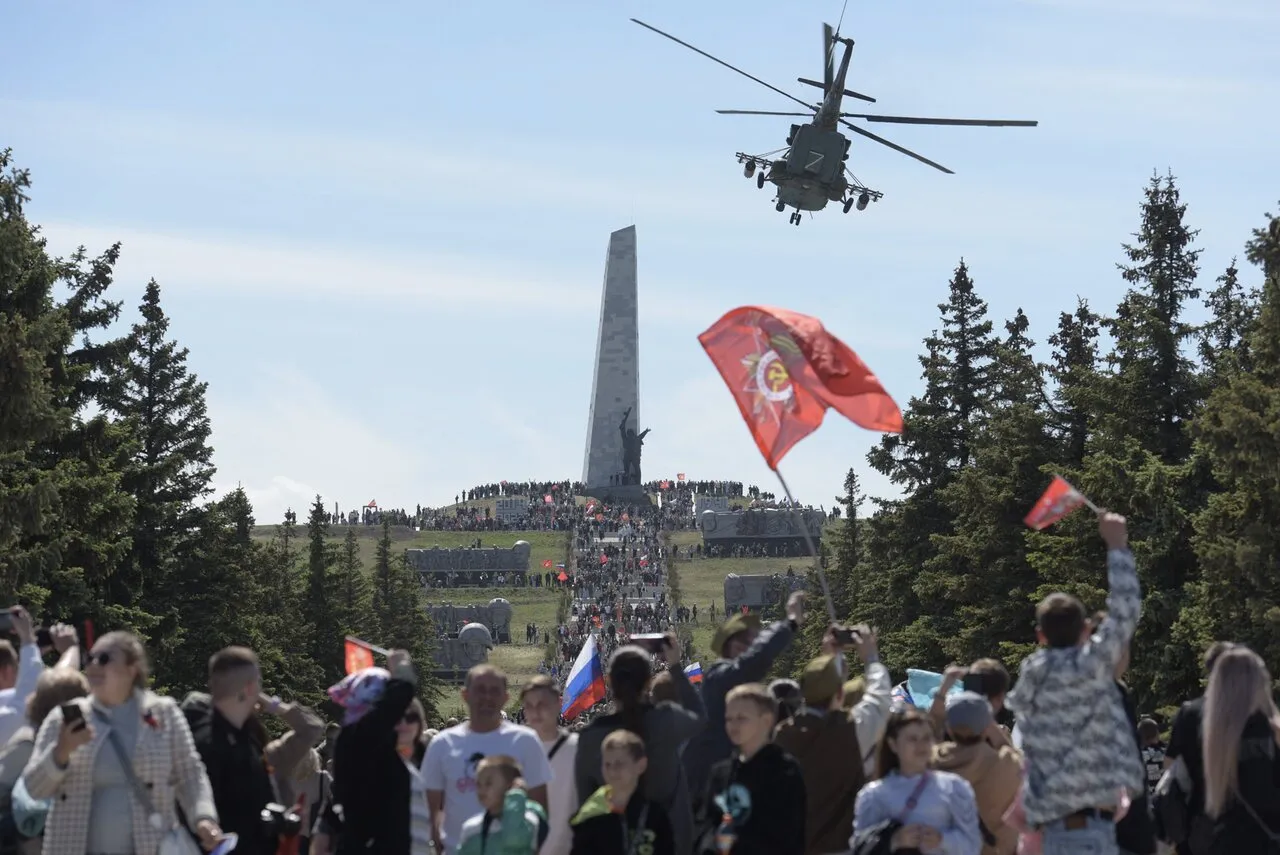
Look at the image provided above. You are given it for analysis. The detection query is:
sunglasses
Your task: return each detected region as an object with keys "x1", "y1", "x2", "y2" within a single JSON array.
[
  {"x1": 402, "y1": 712, "x2": 421, "y2": 725},
  {"x1": 88, "y1": 650, "x2": 119, "y2": 667}
]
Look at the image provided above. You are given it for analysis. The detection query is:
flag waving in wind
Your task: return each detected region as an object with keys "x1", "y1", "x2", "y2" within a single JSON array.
[
  {"x1": 561, "y1": 634, "x2": 606, "y2": 720},
  {"x1": 699, "y1": 306, "x2": 903, "y2": 468},
  {"x1": 1024, "y1": 476, "x2": 1093, "y2": 530}
]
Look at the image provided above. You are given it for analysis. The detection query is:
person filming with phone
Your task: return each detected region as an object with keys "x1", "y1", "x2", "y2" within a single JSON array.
[
  {"x1": 0, "y1": 608, "x2": 79, "y2": 749},
  {"x1": 21, "y1": 630, "x2": 224, "y2": 855}
]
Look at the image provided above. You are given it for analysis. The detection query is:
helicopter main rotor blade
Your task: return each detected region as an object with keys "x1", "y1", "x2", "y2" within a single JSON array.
[
  {"x1": 839, "y1": 118, "x2": 955, "y2": 174},
  {"x1": 841, "y1": 114, "x2": 1038, "y2": 127},
  {"x1": 630, "y1": 19, "x2": 817, "y2": 113},
  {"x1": 717, "y1": 110, "x2": 813, "y2": 116}
]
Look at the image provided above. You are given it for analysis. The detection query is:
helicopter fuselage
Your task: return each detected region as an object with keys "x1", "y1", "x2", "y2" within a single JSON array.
[{"x1": 766, "y1": 124, "x2": 850, "y2": 210}]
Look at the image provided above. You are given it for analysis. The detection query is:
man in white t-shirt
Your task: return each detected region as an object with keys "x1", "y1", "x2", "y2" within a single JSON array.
[
  {"x1": 520, "y1": 675, "x2": 577, "y2": 855},
  {"x1": 423, "y1": 664, "x2": 553, "y2": 853}
]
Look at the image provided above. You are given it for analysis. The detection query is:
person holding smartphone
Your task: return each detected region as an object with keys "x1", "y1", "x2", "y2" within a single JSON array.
[{"x1": 0, "y1": 609, "x2": 78, "y2": 748}]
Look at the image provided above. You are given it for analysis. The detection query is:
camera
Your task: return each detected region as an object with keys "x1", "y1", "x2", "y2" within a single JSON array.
[{"x1": 260, "y1": 803, "x2": 303, "y2": 840}]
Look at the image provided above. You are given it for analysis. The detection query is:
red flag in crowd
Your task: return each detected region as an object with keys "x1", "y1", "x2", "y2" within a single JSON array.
[
  {"x1": 365, "y1": 500, "x2": 377, "y2": 508},
  {"x1": 639, "y1": 558, "x2": 649, "y2": 567},
  {"x1": 699, "y1": 306, "x2": 903, "y2": 469},
  {"x1": 599, "y1": 554, "x2": 608, "y2": 565},
  {"x1": 344, "y1": 638, "x2": 374, "y2": 674},
  {"x1": 557, "y1": 571, "x2": 568, "y2": 582},
  {"x1": 543, "y1": 494, "x2": 553, "y2": 504},
  {"x1": 1024, "y1": 476, "x2": 1091, "y2": 530},
  {"x1": 677, "y1": 473, "x2": 686, "y2": 481},
  {"x1": 542, "y1": 559, "x2": 553, "y2": 568},
  {"x1": 595, "y1": 512, "x2": 604, "y2": 522}
]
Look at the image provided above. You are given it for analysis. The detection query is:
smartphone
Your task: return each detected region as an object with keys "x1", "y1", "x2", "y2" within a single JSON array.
[
  {"x1": 60, "y1": 702, "x2": 85, "y2": 729},
  {"x1": 35, "y1": 627, "x2": 53, "y2": 650},
  {"x1": 630, "y1": 634, "x2": 667, "y2": 653},
  {"x1": 832, "y1": 625, "x2": 861, "y2": 646},
  {"x1": 0, "y1": 609, "x2": 13, "y2": 633},
  {"x1": 962, "y1": 673, "x2": 986, "y2": 695},
  {"x1": 209, "y1": 833, "x2": 239, "y2": 855}
]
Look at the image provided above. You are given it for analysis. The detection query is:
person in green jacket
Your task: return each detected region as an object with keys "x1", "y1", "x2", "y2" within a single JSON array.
[{"x1": 454, "y1": 755, "x2": 548, "y2": 855}]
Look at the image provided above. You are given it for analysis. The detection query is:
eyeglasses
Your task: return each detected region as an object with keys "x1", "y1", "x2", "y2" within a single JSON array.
[
  {"x1": 89, "y1": 651, "x2": 116, "y2": 667},
  {"x1": 402, "y1": 712, "x2": 421, "y2": 725}
]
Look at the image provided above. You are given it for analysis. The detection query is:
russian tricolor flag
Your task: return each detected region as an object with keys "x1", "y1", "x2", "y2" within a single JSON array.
[
  {"x1": 684, "y1": 662, "x2": 703, "y2": 684},
  {"x1": 561, "y1": 633, "x2": 607, "y2": 720}
]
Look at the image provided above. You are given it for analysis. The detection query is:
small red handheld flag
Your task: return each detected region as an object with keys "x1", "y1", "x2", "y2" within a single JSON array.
[
  {"x1": 1024, "y1": 476, "x2": 1091, "y2": 530},
  {"x1": 699, "y1": 306, "x2": 903, "y2": 469},
  {"x1": 344, "y1": 638, "x2": 375, "y2": 674}
]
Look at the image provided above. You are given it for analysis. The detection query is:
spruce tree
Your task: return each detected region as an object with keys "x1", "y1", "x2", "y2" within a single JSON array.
[
  {"x1": 1199, "y1": 260, "x2": 1259, "y2": 378},
  {"x1": 0, "y1": 151, "x2": 73, "y2": 600},
  {"x1": 863, "y1": 261, "x2": 998, "y2": 666},
  {"x1": 105, "y1": 280, "x2": 215, "y2": 616},
  {"x1": 335, "y1": 526, "x2": 372, "y2": 639},
  {"x1": 1044, "y1": 300, "x2": 1102, "y2": 467},
  {"x1": 371, "y1": 519, "x2": 395, "y2": 630},
  {"x1": 1189, "y1": 212, "x2": 1280, "y2": 671},
  {"x1": 931, "y1": 310, "x2": 1054, "y2": 665},
  {"x1": 304, "y1": 496, "x2": 343, "y2": 684},
  {"x1": 380, "y1": 553, "x2": 443, "y2": 722}
]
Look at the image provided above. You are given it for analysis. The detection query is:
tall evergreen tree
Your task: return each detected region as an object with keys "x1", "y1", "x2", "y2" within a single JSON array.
[
  {"x1": 1199, "y1": 260, "x2": 1259, "y2": 378},
  {"x1": 104, "y1": 280, "x2": 215, "y2": 618},
  {"x1": 863, "y1": 261, "x2": 998, "y2": 665},
  {"x1": 304, "y1": 496, "x2": 343, "y2": 684},
  {"x1": 0, "y1": 151, "x2": 73, "y2": 600},
  {"x1": 1189, "y1": 213, "x2": 1280, "y2": 671},
  {"x1": 335, "y1": 526, "x2": 372, "y2": 639},
  {"x1": 931, "y1": 310, "x2": 1055, "y2": 665},
  {"x1": 1044, "y1": 300, "x2": 1102, "y2": 467},
  {"x1": 379, "y1": 552, "x2": 443, "y2": 722},
  {"x1": 371, "y1": 519, "x2": 395, "y2": 628},
  {"x1": 1106, "y1": 172, "x2": 1204, "y2": 463}
]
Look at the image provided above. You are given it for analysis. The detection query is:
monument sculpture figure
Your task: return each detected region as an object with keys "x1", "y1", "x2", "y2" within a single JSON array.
[{"x1": 619, "y1": 407, "x2": 650, "y2": 485}]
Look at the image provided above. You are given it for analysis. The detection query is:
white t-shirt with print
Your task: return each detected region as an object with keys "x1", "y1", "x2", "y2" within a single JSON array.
[{"x1": 421, "y1": 721, "x2": 553, "y2": 849}]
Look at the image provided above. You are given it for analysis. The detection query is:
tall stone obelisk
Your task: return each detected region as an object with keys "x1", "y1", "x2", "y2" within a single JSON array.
[{"x1": 582, "y1": 226, "x2": 642, "y2": 496}]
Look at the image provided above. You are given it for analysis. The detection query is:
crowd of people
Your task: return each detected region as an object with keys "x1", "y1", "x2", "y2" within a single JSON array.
[{"x1": 0, "y1": 509, "x2": 1275, "y2": 855}]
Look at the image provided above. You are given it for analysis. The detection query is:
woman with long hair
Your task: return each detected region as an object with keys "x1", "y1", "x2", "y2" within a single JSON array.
[
  {"x1": 852, "y1": 706, "x2": 981, "y2": 855},
  {"x1": 1201, "y1": 645, "x2": 1280, "y2": 853},
  {"x1": 573, "y1": 636, "x2": 705, "y2": 855}
]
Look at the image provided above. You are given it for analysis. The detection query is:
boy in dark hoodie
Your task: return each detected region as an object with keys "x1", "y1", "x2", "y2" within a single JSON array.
[
  {"x1": 701, "y1": 683, "x2": 806, "y2": 855},
  {"x1": 570, "y1": 730, "x2": 674, "y2": 855}
]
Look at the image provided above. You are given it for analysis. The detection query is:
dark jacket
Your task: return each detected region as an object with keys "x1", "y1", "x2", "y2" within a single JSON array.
[
  {"x1": 1113, "y1": 681, "x2": 1157, "y2": 855},
  {"x1": 774, "y1": 706, "x2": 866, "y2": 855},
  {"x1": 329, "y1": 674, "x2": 417, "y2": 855},
  {"x1": 699, "y1": 742, "x2": 806, "y2": 855},
  {"x1": 570, "y1": 786, "x2": 674, "y2": 855},
  {"x1": 1208, "y1": 712, "x2": 1280, "y2": 855},
  {"x1": 575, "y1": 665, "x2": 705, "y2": 855},
  {"x1": 181, "y1": 695, "x2": 277, "y2": 855},
  {"x1": 681, "y1": 620, "x2": 794, "y2": 801}
]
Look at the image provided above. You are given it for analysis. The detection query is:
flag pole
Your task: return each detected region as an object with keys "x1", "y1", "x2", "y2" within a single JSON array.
[
  {"x1": 346, "y1": 636, "x2": 391, "y2": 656},
  {"x1": 773, "y1": 467, "x2": 838, "y2": 625}
]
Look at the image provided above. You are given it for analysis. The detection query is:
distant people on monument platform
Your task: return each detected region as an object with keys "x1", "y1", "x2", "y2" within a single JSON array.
[{"x1": 419, "y1": 570, "x2": 570, "y2": 590}]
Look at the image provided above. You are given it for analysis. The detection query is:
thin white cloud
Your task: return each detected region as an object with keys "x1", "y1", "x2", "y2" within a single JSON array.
[{"x1": 208, "y1": 366, "x2": 434, "y2": 523}]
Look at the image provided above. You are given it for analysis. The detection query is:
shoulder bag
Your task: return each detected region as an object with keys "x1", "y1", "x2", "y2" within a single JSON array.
[
  {"x1": 100, "y1": 713, "x2": 203, "y2": 855},
  {"x1": 850, "y1": 772, "x2": 932, "y2": 855}
]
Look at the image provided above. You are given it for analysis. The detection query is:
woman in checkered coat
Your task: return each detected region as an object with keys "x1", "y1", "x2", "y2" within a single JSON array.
[{"x1": 21, "y1": 631, "x2": 222, "y2": 855}]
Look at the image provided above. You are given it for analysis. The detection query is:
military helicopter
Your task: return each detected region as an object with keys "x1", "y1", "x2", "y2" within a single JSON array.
[{"x1": 630, "y1": 18, "x2": 1038, "y2": 225}]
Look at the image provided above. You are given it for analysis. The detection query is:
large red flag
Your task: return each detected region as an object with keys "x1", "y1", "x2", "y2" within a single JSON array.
[
  {"x1": 1024, "y1": 476, "x2": 1089, "y2": 530},
  {"x1": 699, "y1": 306, "x2": 903, "y2": 468},
  {"x1": 344, "y1": 638, "x2": 375, "y2": 674}
]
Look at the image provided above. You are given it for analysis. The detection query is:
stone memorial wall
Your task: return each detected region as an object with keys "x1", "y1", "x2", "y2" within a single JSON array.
[
  {"x1": 693, "y1": 495, "x2": 730, "y2": 517},
  {"x1": 699, "y1": 507, "x2": 826, "y2": 543},
  {"x1": 722, "y1": 572, "x2": 805, "y2": 613},
  {"x1": 405, "y1": 540, "x2": 532, "y2": 574}
]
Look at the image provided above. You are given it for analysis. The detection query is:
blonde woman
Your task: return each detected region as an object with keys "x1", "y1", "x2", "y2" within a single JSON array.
[
  {"x1": 22, "y1": 631, "x2": 222, "y2": 855},
  {"x1": 1202, "y1": 645, "x2": 1280, "y2": 854}
]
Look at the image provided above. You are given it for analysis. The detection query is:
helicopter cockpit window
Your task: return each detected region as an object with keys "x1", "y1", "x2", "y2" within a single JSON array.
[{"x1": 805, "y1": 151, "x2": 824, "y2": 173}]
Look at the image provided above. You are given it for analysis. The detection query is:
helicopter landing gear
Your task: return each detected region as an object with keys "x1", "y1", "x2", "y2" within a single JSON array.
[
  {"x1": 757, "y1": 171, "x2": 766, "y2": 189},
  {"x1": 744, "y1": 161, "x2": 756, "y2": 179},
  {"x1": 789, "y1": 212, "x2": 802, "y2": 226},
  {"x1": 775, "y1": 200, "x2": 786, "y2": 212}
]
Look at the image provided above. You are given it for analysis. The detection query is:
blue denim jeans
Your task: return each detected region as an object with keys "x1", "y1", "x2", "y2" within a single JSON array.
[{"x1": 1041, "y1": 815, "x2": 1119, "y2": 855}]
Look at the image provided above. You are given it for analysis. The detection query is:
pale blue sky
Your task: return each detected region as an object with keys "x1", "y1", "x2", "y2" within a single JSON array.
[{"x1": 3, "y1": 0, "x2": 1277, "y2": 523}]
